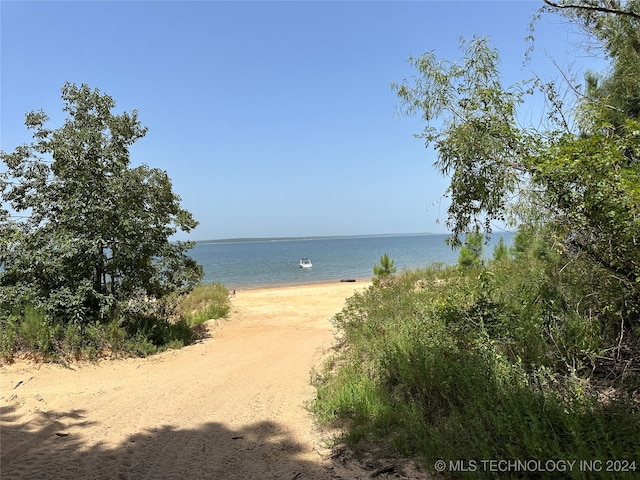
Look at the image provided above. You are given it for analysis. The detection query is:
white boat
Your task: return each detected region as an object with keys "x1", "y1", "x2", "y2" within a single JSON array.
[{"x1": 299, "y1": 258, "x2": 312, "y2": 268}]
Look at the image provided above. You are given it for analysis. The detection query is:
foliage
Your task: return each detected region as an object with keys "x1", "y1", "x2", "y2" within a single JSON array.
[
  {"x1": 0, "y1": 83, "x2": 203, "y2": 331},
  {"x1": 492, "y1": 236, "x2": 509, "y2": 262},
  {"x1": 0, "y1": 283, "x2": 230, "y2": 361},
  {"x1": 314, "y1": 251, "x2": 640, "y2": 477},
  {"x1": 532, "y1": 0, "x2": 640, "y2": 328},
  {"x1": 530, "y1": 120, "x2": 640, "y2": 303},
  {"x1": 457, "y1": 231, "x2": 484, "y2": 268},
  {"x1": 178, "y1": 283, "x2": 231, "y2": 325},
  {"x1": 542, "y1": 0, "x2": 640, "y2": 129},
  {"x1": 0, "y1": 83, "x2": 213, "y2": 359},
  {"x1": 393, "y1": 1, "x2": 639, "y2": 348},
  {"x1": 393, "y1": 36, "x2": 533, "y2": 246},
  {"x1": 316, "y1": 5, "x2": 640, "y2": 472},
  {"x1": 372, "y1": 253, "x2": 397, "y2": 286}
]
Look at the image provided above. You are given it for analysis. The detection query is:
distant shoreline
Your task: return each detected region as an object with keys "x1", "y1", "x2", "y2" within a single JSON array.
[{"x1": 194, "y1": 232, "x2": 445, "y2": 245}]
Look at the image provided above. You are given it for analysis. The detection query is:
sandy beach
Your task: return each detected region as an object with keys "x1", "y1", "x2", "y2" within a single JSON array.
[{"x1": 0, "y1": 281, "x2": 429, "y2": 479}]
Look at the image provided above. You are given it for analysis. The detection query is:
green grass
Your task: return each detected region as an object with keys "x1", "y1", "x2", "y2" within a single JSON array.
[
  {"x1": 313, "y1": 256, "x2": 640, "y2": 478},
  {"x1": 0, "y1": 283, "x2": 231, "y2": 361},
  {"x1": 178, "y1": 283, "x2": 231, "y2": 325}
]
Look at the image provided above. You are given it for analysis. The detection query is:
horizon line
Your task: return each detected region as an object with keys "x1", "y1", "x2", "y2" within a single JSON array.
[{"x1": 193, "y1": 232, "x2": 447, "y2": 244}]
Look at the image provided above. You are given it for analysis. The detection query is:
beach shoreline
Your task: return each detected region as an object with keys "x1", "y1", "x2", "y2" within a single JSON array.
[{"x1": 224, "y1": 276, "x2": 372, "y2": 291}]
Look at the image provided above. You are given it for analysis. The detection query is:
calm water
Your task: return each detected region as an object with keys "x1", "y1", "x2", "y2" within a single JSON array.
[{"x1": 189, "y1": 233, "x2": 513, "y2": 289}]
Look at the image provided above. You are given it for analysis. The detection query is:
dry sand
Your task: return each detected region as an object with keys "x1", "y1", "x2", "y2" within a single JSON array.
[{"x1": 1, "y1": 282, "x2": 430, "y2": 479}]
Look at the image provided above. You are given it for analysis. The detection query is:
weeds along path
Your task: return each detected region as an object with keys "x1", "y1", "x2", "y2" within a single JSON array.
[{"x1": 0, "y1": 282, "x2": 368, "y2": 480}]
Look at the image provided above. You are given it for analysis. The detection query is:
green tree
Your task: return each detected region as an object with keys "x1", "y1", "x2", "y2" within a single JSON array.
[
  {"x1": 533, "y1": 1, "x2": 640, "y2": 323},
  {"x1": 393, "y1": 36, "x2": 533, "y2": 246},
  {"x1": 530, "y1": 121, "x2": 639, "y2": 285},
  {"x1": 457, "y1": 231, "x2": 484, "y2": 268},
  {"x1": 539, "y1": 1, "x2": 640, "y2": 130},
  {"x1": 0, "y1": 83, "x2": 203, "y2": 325},
  {"x1": 492, "y1": 236, "x2": 509, "y2": 262},
  {"x1": 393, "y1": 7, "x2": 639, "y2": 325},
  {"x1": 372, "y1": 253, "x2": 396, "y2": 286}
]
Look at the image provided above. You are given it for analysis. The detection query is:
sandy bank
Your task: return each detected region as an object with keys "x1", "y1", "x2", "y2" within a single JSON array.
[{"x1": 2, "y1": 281, "x2": 382, "y2": 479}]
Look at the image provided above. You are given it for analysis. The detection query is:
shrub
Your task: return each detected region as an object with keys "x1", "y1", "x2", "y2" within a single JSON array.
[
  {"x1": 457, "y1": 231, "x2": 484, "y2": 269},
  {"x1": 314, "y1": 250, "x2": 639, "y2": 478},
  {"x1": 0, "y1": 283, "x2": 231, "y2": 361},
  {"x1": 492, "y1": 236, "x2": 509, "y2": 261},
  {"x1": 18, "y1": 306, "x2": 53, "y2": 352}
]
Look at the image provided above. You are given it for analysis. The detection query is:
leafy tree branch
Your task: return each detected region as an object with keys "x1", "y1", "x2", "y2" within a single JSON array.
[{"x1": 1, "y1": 83, "x2": 203, "y2": 326}]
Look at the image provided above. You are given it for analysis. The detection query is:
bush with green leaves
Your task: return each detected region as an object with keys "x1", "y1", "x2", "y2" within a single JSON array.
[
  {"x1": 492, "y1": 236, "x2": 509, "y2": 262},
  {"x1": 314, "y1": 248, "x2": 639, "y2": 478},
  {"x1": 392, "y1": 2, "x2": 639, "y2": 340},
  {"x1": 315, "y1": 3, "x2": 640, "y2": 473},
  {"x1": 457, "y1": 231, "x2": 484, "y2": 269},
  {"x1": 0, "y1": 284, "x2": 231, "y2": 360}
]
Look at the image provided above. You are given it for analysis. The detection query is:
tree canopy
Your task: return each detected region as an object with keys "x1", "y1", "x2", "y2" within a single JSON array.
[
  {"x1": 0, "y1": 83, "x2": 203, "y2": 325},
  {"x1": 393, "y1": 36, "x2": 534, "y2": 246},
  {"x1": 393, "y1": 0, "x2": 639, "y2": 327}
]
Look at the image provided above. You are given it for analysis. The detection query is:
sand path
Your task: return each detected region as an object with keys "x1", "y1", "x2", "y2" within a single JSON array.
[{"x1": 1, "y1": 282, "x2": 376, "y2": 479}]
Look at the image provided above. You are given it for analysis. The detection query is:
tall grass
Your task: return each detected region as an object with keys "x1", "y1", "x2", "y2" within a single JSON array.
[
  {"x1": 178, "y1": 283, "x2": 231, "y2": 325},
  {"x1": 0, "y1": 283, "x2": 231, "y2": 361},
  {"x1": 313, "y1": 255, "x2": 640, "y2": 478}
]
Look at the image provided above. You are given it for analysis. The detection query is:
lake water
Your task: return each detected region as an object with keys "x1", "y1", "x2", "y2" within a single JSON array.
[{"x1": 189, "y1": 233, "x2": 514, "y2": 289}]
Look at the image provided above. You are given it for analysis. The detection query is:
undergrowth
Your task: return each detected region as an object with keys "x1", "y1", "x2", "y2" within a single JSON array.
[
  {"x1": 177, "y1": 283, "x2": 231, "y2": 325},
  {"x1": 0, "y1": 283, "x2": 230, "y2": 361},
  {"x1": 313, "y1": 240, "x2": 640, "y2": 479}
]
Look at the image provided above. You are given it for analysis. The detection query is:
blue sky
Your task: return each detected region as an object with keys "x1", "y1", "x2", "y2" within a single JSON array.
[{"x1": 1, "y1": 1, "x2": 608, "y2": 241}]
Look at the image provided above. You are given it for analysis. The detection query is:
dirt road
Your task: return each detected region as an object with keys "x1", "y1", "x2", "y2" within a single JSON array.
[{"x1": 2, "y1": 283, "x2": 373, "y2": 479}]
